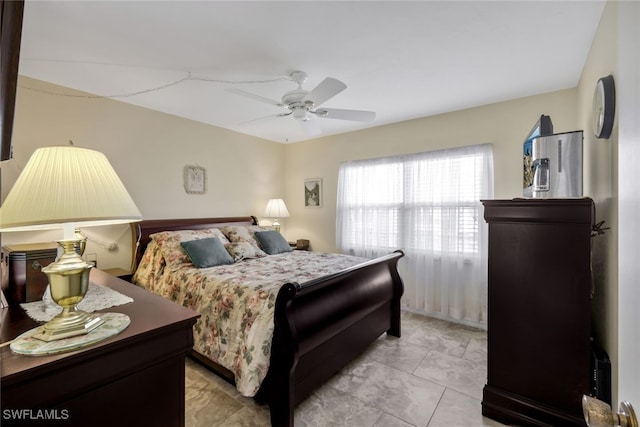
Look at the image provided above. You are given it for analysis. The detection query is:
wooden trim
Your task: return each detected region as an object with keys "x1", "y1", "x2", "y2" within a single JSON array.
[
  {"x1": 0, "y1": 0, "x2": 24, "y2": 161},
  {"x1": 482, "y1": 198, "x2": 595, "y2": 224}
]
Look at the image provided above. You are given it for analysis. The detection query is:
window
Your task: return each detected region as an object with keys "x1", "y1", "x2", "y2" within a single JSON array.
[{"x1": 337, "y1": 144, "x2": 494, "y2": 327}]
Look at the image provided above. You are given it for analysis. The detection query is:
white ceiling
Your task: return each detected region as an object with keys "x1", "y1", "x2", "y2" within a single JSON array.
[{"x1": 18, "y1": 1, "x2": 606, "y2": 144}]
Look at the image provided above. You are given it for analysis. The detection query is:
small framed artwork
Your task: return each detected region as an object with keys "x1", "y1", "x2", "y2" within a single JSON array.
[
  {"x1": 304, "y1": 178, "x2": 322, "y2": 208},
  {"x1": 183, "y1": 165, "x2": 207, "y2": 194}
]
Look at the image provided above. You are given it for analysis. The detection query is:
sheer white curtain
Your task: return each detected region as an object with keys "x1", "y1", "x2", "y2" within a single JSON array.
[{"x1": 336, "y1": 144, "x2": 494, "y2": 328}]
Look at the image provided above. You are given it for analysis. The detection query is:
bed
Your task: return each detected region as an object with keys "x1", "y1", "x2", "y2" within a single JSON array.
[{"x1": 130, "y1": 216, "x2": 404, "y2": 427}]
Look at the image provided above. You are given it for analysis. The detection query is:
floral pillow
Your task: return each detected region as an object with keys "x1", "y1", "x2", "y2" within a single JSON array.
[
  {"x1": 150, "y1": 228, "x2": 230, "y2": 267},
  {"x1": 225, "y1": 241, "x2": 267, "y2": 262},
  {"x1": 220, "y1": 225, "x2": 272, "y2": 248}
]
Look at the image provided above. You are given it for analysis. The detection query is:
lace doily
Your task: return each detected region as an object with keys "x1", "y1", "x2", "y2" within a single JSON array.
[{"x1": 21, "y1": 282, "x2": 134, "y2": 322}]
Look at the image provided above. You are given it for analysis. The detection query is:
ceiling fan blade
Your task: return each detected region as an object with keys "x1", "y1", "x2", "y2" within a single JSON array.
[
  {"x1": 226, "y1": 88, "x2": 286, "y2": 108},
  {"x1": 298, "y1": 117, "x2": 321, "y2": 136},
  {"x1": 302, "y1": 77, "x2": 347, "y2": 107},
  {"x1": 313, "y1": 108, "x2": 376, "y2": 122},
  {"x1": 239, "y1": 112, "x2": 291, "y2": 126}
]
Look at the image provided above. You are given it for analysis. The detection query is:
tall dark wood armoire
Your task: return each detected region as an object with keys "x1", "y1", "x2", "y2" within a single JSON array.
[{"x1": 481, "y1": 198, "x2": 594, "y2": 427}]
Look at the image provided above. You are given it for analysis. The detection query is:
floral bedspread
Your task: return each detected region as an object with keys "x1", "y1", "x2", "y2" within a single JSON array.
[{"x1": 136, "y1": 250, "x2": 367, "y2": 397}]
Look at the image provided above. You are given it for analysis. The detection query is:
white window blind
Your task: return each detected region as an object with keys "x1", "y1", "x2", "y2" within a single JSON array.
[{"x1": 337, "y1": 144, "x2": 494, "y2": 327}]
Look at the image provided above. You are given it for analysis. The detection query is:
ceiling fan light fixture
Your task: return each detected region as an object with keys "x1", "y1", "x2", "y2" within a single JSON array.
[{"x1": 293, "y1": 108, "x2": 309, "y2": 121}]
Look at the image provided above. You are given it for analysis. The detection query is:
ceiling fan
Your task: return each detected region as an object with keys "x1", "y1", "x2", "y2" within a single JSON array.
[{"x1": 227, "y1": 71, "x2": 376, "y2": 136}]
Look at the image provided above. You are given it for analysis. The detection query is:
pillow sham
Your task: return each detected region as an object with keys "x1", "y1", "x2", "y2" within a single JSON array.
[
  {"x1": 220, "y1": 225, "x2": 271, "y2": 246},
  {"x1": 224, "y1": 241, "x2": 267, "y2": 262},
  {"x1": 132, "y1": 240, "x2": 166, "y2": 292},
  {"x1": 181, "y1": 237, "x2": 234, "y2": 268},
  {"x1": 150, "y1": 228, "x2": 230, "y2": 267},
  {"x1": 254, "y1": 230, "x2": 293, "y2": 255}
]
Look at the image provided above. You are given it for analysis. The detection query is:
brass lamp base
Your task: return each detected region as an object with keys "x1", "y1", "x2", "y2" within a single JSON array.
[
  {"x1": 35, "y1": 238, "x2": 104, "y2": 342},
  {"x1": 32, "y1": 311, "x2": 104, "y2": 342}
]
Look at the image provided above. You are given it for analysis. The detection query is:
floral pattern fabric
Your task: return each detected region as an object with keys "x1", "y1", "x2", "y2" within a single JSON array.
[
  {"x1": 134, "y1": 249, "x2": 368, "y2": 397},
  {"x1": 220, "y1": 225, "x2": 272, "y2": 245},
  {"x1": 224, "y1": 241, "x2": 267, "y2": 261},
  {"x1": 131, "y1": 240, "x2": 165, "y2": 290}
]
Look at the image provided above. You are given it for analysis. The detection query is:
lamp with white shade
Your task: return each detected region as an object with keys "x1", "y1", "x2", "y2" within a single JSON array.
[
  {"x1": 264, "y1": 198, "x2": 289, "y2": 232},
  {"x1": 0, "y1": 143, "x2": 142, "y2": 341}
]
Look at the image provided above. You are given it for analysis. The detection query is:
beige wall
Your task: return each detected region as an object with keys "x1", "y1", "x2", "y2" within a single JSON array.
[
  {"x1": 577, "y1": 0, "x2": 640, "y2": 407},
  {"x1": 1, "y1": 78, "x2": 581, "y2": 269},
  {"x1": 616, "y1": 0, "x2": 640, "y2": 407},
  {"x1": 1, "y1": 76, "x2": 286, "y2": 270},
  {"x1": 576, "y1": 0, "x2": 619, "y2": 404},
  {"x1": 283, "y1": 89, "x2": 577, "y2": 252}
]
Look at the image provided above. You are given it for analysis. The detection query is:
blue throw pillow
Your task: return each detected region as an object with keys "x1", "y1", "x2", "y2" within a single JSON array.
[
  {"x1": 254, "y1": 230, "x2": 293, "y2": 255},
  {"x1": 181, "y1": 237, "x2": 234, "y2": 268}
]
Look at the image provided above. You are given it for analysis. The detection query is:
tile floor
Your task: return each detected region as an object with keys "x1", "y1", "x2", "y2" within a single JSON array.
[{"x1": 184, "y1": 311, "x2": 507, "y2": 427}]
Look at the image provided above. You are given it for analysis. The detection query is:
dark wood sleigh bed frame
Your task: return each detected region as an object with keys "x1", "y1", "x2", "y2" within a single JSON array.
[{"x1": 132, "y1": 216, "x2": 404, "y2": 427}]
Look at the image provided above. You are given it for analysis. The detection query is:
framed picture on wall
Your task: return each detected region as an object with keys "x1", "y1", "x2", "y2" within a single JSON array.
[
  {"x1": 304, "y1": 178, "x2": 322, "y2": 208},
  {"x1": 184, "y1": 165, "x2": 206, "y2": 194}
]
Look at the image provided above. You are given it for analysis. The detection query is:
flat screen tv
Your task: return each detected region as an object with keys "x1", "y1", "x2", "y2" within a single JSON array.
[
  {"x1": 1, "y1": 0, "x2": 24, "y2": 162},
  {"x1": 523, "y1": 114, "x2": 553, "y2": 196}
]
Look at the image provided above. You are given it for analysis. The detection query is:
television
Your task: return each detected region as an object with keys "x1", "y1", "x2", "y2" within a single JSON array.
[
  {"x1": 1, "y1": 0, "x2": 24, "y2": 162},
  {"x1": 523, "y1": 115, "x2": 553, "y2": 197}
]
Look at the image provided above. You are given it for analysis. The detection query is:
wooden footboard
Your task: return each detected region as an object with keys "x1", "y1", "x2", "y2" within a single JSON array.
[{"x1": 260, "y1": 250, "x2": 405, "y2": 427}]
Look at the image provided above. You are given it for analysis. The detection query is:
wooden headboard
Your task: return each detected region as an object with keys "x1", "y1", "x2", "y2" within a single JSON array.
[{"x1": 133, "y1": 216, "x2": 258, "y2": 271}]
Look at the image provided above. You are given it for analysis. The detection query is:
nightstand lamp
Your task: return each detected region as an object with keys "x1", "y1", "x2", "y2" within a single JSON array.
[
  {"x1": 0, "y1": 144, "x2": 142, "y2": 341},
  {"x1": 264, "y1": 198, "x2": 289, "y2": 232}
]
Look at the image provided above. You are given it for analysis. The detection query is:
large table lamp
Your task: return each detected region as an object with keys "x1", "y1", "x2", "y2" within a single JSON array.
[
  {"x1": 264, "y1": 198, "x2": 289, "y2": 232},
  {"x1": 0, "y1": 144, "x2": 142, "y2": 341}
]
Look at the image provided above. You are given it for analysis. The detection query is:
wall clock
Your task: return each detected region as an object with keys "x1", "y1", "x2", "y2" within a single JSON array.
[{"x1": 592, "y1": 75, "x2": 616, "y2": 139}]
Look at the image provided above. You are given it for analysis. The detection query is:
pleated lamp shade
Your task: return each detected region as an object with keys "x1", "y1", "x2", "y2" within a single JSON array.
[
  {"x1": 0, "y1": 145, "x2": 142, "y2": 235},
  {"x1": 264, "y1": 199, "x2": 290, "y2": 219}
]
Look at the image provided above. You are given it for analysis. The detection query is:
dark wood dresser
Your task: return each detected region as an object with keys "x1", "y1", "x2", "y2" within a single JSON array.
[
  {"x1": 1, "y1": 268, "x2": 200, "y2": 427},
  {"x1": 2, "y1": 242, "x2": 58, "y2": 304},
  {"x1": 481, "y1": 198, "x2": 594, "y2": 427}
]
